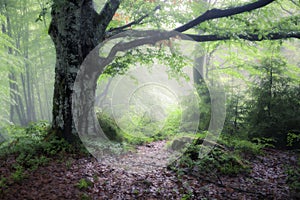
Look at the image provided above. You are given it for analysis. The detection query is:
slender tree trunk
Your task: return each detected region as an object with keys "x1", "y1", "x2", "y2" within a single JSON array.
[
  {"x1": 36, "y1": 80, "x2": 45, "y2": 120},
  {"x1": 268, "y1": 66, "x2": 273, "y2": 117},
  {"x1": 1, "y1": 18, "x2": 15, "y2": 124},
  {"x1": 38, "y1": 48, "x2": 51, "y2": 121},
  {"x1": 2, "y1": 6, "x2": 27, "y2": 125}
]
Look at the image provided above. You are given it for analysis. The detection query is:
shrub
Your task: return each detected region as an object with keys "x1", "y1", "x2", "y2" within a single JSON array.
[{"x1": 172, "y1": 141, "x2": 251, "y2": 177}]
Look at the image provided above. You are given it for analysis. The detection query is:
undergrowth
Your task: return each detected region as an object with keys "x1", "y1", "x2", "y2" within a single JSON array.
[
  {"x1": 0, "y1": 121, "x2": 88, "y2": 190},
  {"x1": 286, "y1": 153, "x2": 300, "y2": 199},
  {"x1": 169, "y1": 136, "x2": 269, "y2": 178}
]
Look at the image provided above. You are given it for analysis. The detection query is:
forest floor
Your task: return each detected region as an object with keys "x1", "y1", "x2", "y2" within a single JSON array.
[{"x1": 0, "y1": 140, "x2": 298, "y2": 200}]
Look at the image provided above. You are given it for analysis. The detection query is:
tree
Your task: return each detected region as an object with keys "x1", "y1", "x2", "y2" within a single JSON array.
[
  {"x1": 1, "y1": 0, "x2": 54, "y2": 126},
  {"x1": 246, "y1": 56, "x2": 300, "y2": 148},
  {"x1": 48, "y1": 0, "x2": 300, "y2": 143}
]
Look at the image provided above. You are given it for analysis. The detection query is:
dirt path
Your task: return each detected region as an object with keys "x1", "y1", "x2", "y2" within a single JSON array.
[
  {"x1": 0, "y1": 142, "x2": 298, "y2": 199},
  {"x1": 100, "y1": 140, "x2": 176, "y2": 174}
]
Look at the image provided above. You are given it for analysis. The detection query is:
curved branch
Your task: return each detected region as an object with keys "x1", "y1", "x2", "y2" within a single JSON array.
[
  {"x1": 174, "y1": 0, "x2": 275, "y2": 33},
  {"x1": 184, "y1": 32, "x2": 300, "y2": 42}
]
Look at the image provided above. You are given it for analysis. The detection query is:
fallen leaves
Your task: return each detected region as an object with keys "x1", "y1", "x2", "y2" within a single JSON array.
[{"x1": 0, "y1": 141, "x2": 298, "y2": 199}]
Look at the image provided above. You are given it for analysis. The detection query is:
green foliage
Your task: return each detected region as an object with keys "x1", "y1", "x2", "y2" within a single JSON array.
[
  {"x1": 157, "y1": 108, "x2": 181, "y2": 139},
  {"x1": 26, "y1": 155, "x2": 50, "y2": 171},
  {"x1": 42, "y1": 135, "x2": 73, "y2": 155},
  {"x1": 123, "y1": 134, "x2": 153, "y2": 146},
  {"x1": 80, "y1": 193, "x2": 92, "y2": 200},
  {"x1": 103, "y1": 44, "x2": 189, "y2": 80},
  {"x1": 76, "y1": 178, "x2": 93, "y2": 190},
  {"x1": 97, "y1": 111, "x2": 156, "y2": 147},
  {"x1": 222, "y1": 91, "x2": 247, "y2": 137},
  {"x1": 11, "y1": 165, "x2": 26, "y2": 183},
  {"x1": 181, "y1": 192, "x2": 193, "y2": 200},
  {"x1": 251, "y1": 137, "x2": 276, "y2": 149},
  {"x1": 122, "y1": 112, "x2": 160, "y2": 138},
  {"x1": 287, "y1": 132, "x2": 300, "y2": 147},
  {"x1": 65, "y1": 159, "x2": 73, "y2": 170},
  {"x1": 0, "y1": 177, "x2": 7, "y2": 190},
  {"x1": 15, "y1": 152, "x2": 50, "y2": 170},
  {"x1": 172, "y1": 138, "x2": 253, "y2": 177},
  {"x1": 246, "y1": 57, "x2": 300, "y2": 148},
  {"x1": 286, "y1": 157, "x2": 300, "y2": 199},
  {"x1": 97, "y1": 112, "x2": 123, "y2": 142},
  {"x1": 232, "y1": 139, "x2": 263, "y2": 158},
  {"x1": 25, "y1": 121, "x2": 49, "y2": 139},
  {"x1": 0, "y1": 121, "x2": 86, "y2": 177},
  {"x1": 97, "y1": 111, "x2": 153, "y2": 145},
  {"x1": 0, "y1": 0, "x2": 55, "y2": 127}
]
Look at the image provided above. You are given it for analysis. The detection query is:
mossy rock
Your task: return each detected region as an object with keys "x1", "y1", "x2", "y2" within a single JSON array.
[
  {"x1": 170, "y1": 137, "x2": 193, "y2": 151},
  {"x1": 96, "y1": 112, "x2": 123, "y2": 142}
]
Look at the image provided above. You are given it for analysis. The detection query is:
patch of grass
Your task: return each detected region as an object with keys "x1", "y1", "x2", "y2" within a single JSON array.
[
  {"x1": 76, "y1": 178, "x2": 93, "y2": 190},
  {"x1": 0, "y1": 176, "x2": 7, "y2": 197},
  {"x1": 0, "y1": 177, "x2": 7, "y2": 189},
  {"x1": 65, "y1": 159, "x2": 73, "y2": 170},
  {"x1": 123, "y1": 133, "x2": 153, "y2": 145},
  {"x1": 11, "y1": 165, "x2": 26, "y2": 183},
  {"x1": 181, "y1": 192, "x2": 193, "y2": 200},
  {"x1": 80, "y1": 193, "x2": 92, "y2": 200}
]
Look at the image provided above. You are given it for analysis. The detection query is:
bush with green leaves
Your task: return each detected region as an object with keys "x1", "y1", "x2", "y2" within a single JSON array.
[
  {"x1": 287, "y1": 132, "x2": 300, "y2": 147},
  {"x1": 220, "y1": 136, "x2": 267, "y2": 158},
  {"x1": 0, "y1": 121, "x2": 87, "y2": 172},
  {"x1": 171, "y1": 139, "x2": 251, "y2": 177}
]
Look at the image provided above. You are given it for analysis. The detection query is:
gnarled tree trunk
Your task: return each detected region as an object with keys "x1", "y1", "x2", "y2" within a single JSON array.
[{"x1": 48, "y1": 0, "x2": 118, "y2": 143}]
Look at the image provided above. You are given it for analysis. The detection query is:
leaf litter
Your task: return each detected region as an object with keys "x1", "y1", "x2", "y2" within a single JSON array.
[{"x1": 0, "y1": 140, "x2": 298, "y2": 199}]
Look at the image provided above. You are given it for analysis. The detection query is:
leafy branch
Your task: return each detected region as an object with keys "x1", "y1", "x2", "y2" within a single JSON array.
[
  {"x1": 106, "y1": 5, "x2": 161, "y2": 37},
  {"x1": 184, "y1": 31, "x2": 300, "y2": 42},
  {"x1": 174, "y1": 0, "x2": 275, "y2": 32},
  {"x1": 104, "y1": 0, "x2": 299, "y2": 42}
]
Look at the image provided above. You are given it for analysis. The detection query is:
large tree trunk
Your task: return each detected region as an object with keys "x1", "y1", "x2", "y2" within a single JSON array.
[
  {"x1": 48, "y1": 0, "x2": 104, "y2": 143},
  {"x1": 48, "y1": 0, "x2": 120, "y2": 143}
]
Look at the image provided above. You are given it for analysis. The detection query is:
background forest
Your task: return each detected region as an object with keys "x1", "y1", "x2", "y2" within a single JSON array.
[{"x1": 0, "y1": 0, "x2": 299, "y2": 199}]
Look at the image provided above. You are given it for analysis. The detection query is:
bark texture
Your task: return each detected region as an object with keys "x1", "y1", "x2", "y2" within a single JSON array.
[{"x1": 48, "y1": 0, "x2": 117, "y2": 142}]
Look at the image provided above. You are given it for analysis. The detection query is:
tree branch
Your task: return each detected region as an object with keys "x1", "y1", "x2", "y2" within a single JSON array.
[
  {"x1": 174, "y1": 0, "x2": 275, "y2": 33},
  {"x1": 110, "y1": 5, "x2": 161, "y2": 32},
  {"x1": 184, "y1": 31, "x2": 300, "y2": 42},
  {"x1": 97, "y1": 0, "x2": 122, "y2": 33}
]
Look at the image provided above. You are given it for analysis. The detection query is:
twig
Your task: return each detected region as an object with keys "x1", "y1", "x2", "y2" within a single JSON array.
[{"x1": 106, "y1": 5, "x2": 161, "y2": 37}]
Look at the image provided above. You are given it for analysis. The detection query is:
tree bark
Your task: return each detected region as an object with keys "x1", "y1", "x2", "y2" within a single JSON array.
[{"x1": 48, "y1": 0, "x2": 119, "y2": 143}]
